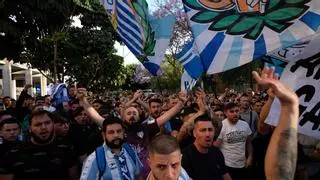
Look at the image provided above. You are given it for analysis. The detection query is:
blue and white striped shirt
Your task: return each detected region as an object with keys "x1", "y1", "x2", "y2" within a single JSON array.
[{"x1": 80, "y1": 144, "x2": 142, "y2": 180}]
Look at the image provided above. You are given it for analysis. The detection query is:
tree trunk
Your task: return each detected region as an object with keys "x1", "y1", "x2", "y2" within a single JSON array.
[{"x1": 53, "y1": 40, "x2": 58, "y2": 83}]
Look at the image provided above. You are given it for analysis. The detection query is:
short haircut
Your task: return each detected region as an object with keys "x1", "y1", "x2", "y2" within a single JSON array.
[
  {"x1": 32, "y1": 104, "x2": 44, "y2": 112},
  {"x1": 73, "y1": 107, "x2": 85, "y2": 117},
  {"x1": 102, "y1": 116, "x2": 123, "y2": 132},
  {"x1": 70, "y1": 99, "x2": 79, "y2": 105},
  {"x1": 25, "y1": 94, "x2": 34, "y2": 100},
  {"x1": 43, "y1": 95, "x2": 50, "y2": 99},
  {"x1": 3, "y1": 96, "x2": 11, "y2": 100},
  {"x1": 253, "y1": 101, "x2": 262, "y2": 105},
  {"x1": 149, "y1": 98, "x2": 162, "y2": 106},
  {"x1": 148, "y1": 134, "x2": 180, "y2": 156},
  {"x1": 180, "y1": 107, "x2": 197, "y2": 117},
  {"x1": 213, "y1": 108, "x2": 224, "y2": 112},
  {"x1": 0, "y1": 111, "x2": 12, "y2": 119},
  {"x1": 93, "y1": 99, "x2": 104, "y2": 105},
  {"x1": 0, "y1": 118, "x2": 21, "y2": 130},
  {"x1": 29, "y1": 110, "x2": 55, "y2": 125},
  {"x1": 52, "y1": 111, "x2": 69, "y2": 124},
  {"x1": 240, "y1": 93, "x2": 250, "y2": 99},
  {"x1": 224, "y1": 102, "x2": 239, "y2": 111},
  {"x1": 35, "y1": 96, "x2": 44, "y2": 102},
  {"x1": 194, "y1": 115, "x2": 213, "y2": 125}
]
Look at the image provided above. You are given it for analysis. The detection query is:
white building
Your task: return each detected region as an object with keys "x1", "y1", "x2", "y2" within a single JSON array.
[{"x1": 0, "y1": 59, "x2": 48, "y2": 99}]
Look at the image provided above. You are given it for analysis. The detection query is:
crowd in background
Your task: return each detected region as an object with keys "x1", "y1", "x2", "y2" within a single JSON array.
[{"x1": 0, "y1": 69, "x2": 319, "y2": 180}]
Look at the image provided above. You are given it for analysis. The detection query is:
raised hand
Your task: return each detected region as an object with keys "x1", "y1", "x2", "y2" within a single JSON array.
[
  {"x1": 252, "y1": 67, "x2": 298, "y2": 106},
  {"x1": 178, "y1": 91, "x2": 188, "y2": 104},
  {"x1": 77, "y1": 88, "x2": 87, "y2": 102},
  {"x1": 133, "y1": 90, "x2": 143, "y2": 100}
]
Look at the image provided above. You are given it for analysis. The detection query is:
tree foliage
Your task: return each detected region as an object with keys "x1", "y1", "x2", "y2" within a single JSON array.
[
  {"x1": 0, "y1": 0, "x2": 76, "y2": 60},
  {"x1": 1, "y1": 0, "x2": 127, "y2": 93},
  {"x1": 151, "y1": 55, "x2": 183, "y2": 92}
]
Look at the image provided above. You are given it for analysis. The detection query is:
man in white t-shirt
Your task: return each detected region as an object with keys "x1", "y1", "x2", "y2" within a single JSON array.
[{"x1": 214, "y1": 102, "x2": 253, "y2": 180}]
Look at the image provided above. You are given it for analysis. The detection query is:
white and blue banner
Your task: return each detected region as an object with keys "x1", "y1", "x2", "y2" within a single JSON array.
[
  {"x1": 182, "y1": 0, "x2": 320, "y2": 74},
  {"x1": 266, "y1": 31, "x2": 320, "y2": 139}
]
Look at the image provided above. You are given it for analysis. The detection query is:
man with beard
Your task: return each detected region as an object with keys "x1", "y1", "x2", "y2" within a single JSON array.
[
  {"x1": 214, "y1": 102, "x2": 253, "y2": 180},
  {"x1": 147, "y1": 134, "x2": 190, "y2": 180},
  {"x1": 0, "y1": 110, "x2": 78, "y2": 180},
  {"x1": 182, "y1": 115, "x2": 231, "y2": 180},
  {"x1": 80, "y1": 117, "x2": 142, "y2": 180},
  {"x1": 77, "y1": 88, "x2": 188, "y2": 179}
]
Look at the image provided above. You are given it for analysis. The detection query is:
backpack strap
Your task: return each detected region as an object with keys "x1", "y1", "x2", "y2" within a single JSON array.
[
  {"x1": 123, "y1": 143, "x2": 137, "y2": 164},
  {"x1": 95, "y1": 146, "x2": 106, "y2": 179}
]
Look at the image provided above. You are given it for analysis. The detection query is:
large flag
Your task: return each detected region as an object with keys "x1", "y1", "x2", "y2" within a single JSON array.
[
  {"x1": 176, "y1": 40, "x2": 204, "y2": 79},
  {"x1": 99, "y1": 0, "x2": 176, "y2": 76},
  {"x1": 265, "y1": 31, "x2": 320, "y2": 139},
  {"x1": 182, "y1": 0, "x2": 320, "y2": 74}
]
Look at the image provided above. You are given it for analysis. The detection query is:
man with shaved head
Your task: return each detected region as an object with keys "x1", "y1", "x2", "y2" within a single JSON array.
[{"x1": 147, "y1": 134, "x2": 189, "y2": 180}]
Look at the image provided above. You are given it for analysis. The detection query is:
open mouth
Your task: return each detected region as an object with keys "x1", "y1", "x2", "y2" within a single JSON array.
[{"x1": 40, "y1": 131, "x2": 49, "y2": 137}]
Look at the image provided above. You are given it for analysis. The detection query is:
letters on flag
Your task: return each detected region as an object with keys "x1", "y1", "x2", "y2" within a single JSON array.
[
  {"x1": 181, "y1": 70, "x2": 197, "y2": 92},
  {"x1": 266, "y1": 32, "x2": 320, "y2": 139},
  {"x1": 182, "y1": 0, "x2": 320, "y2": 74},
  {"x1": 267, "y1": 37, "x2": 312, "y2": 62},
  {"x1": 99, "y1": 0, "x2": 176, "y2": 76}
]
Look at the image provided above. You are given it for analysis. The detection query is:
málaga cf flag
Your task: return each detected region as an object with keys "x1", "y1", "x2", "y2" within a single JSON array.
[
  {"x1": 99, "y1": 0, "x2": 176, "y2": 76},
  {"x1": 181, "y1": 0, "x2": 320, "y2": 74}
]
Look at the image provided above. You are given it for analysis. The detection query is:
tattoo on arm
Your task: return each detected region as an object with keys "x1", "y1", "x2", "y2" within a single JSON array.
[{"x1": 278, "y1": 128, "x2": 298, "y2": 180}]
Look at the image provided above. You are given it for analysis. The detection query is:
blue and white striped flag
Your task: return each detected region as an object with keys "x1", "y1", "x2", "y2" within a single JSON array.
[
  {"x1": 182, "y1": 0, "x2": 320, "y2": 74},
  {"x1": 99, "y1": 0, "x2": 176, "y2": 76},
  {"x1": 176, "y1": 40, "x2": 204, "y2": 80}
]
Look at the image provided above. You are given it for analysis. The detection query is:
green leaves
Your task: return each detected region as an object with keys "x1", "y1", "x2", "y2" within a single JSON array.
[
  {"x1": 285, "y1": 0, "x2": 306, "y2": 4},
  {"x1": 144, "y1": 31, "x2": 156, "y2": 55},
  {"x1": 185, "y1": 0, "x2": 310, "y2": 40},
  {"x1": 132, "y1": 0, "x2": 156, "y2": 57},
  {"x1": 191, "y1": 11, "x2": 220, "y2": 23},
  {"x1": 266, "y1": 7, "x2": 307, "y2": 21},
  {"x1": 132, "y1": 1, "x2": 147, "y2": 21},
  {"x1": 183, "y1": 0, "x2": 203, "y2": 9},
  {"x1": 209, "y1": 15, "x2": 240, "y2": 31},
  {"x1": 268, "y1": 0, "x2": 281, "y2": 10},
  {"x1": 228, "y1": 17, "x2": 261, "y2": 34},
  {"x1": 265, "y1": 20, "x2": 291, "y2": 32}
]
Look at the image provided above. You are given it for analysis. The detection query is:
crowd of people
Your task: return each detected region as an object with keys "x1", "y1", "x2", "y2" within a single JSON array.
[{"x1": 0, "y1": 67, "x2": 319, "y2": 180}]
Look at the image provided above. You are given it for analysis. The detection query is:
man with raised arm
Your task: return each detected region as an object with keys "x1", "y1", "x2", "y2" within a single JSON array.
[
  {"x1": 77, "y1": 88, "x2": 188, "y2": 178},
  {"x1": 252, "y1": 67, "x2": 299, "y2": 180}
]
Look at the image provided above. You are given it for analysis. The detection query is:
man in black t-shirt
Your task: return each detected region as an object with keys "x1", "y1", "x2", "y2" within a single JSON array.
[
  {"x1": 182, "y1": 115, "x2": 231, "y2": 180},
  {"x1": 68, "y1": 107, "x2": 103, "y2": 157},
  {"x1": 0, "y1": 110, "x2": 78, "y2": 180},
  {"x1": 0, "y1": 118, "x2": 22, "y2": 161}
]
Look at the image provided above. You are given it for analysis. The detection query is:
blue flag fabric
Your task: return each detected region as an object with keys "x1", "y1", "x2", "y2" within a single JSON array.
[
  {"x1": 176, "y1": 40, "x2": 204, "y2": 79},
  {"x1": 181, "y1": 0, "x2": 320, "y2": 74},
  {"x1": 99, "y1": 0, "x2": 176, "y2": 76}
]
